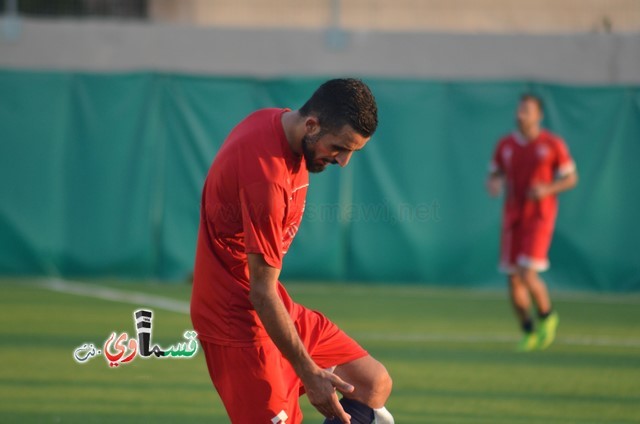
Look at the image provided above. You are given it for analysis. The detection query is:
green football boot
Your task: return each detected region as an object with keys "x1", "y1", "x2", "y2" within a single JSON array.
[
  {"x1": 537, "y1": 312, "x2": 559, "y2": 350},
  {"x1": 516, "y1": 332, "x2": 538, "y2": 352}
]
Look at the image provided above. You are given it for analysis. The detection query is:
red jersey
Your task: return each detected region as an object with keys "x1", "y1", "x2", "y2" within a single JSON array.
[
  {"x1": 490, "y1": 130, "x2": 575, "y2": 225},
  {"x1": 191, "y1": 108, "x2": 309, "y2": 346}
]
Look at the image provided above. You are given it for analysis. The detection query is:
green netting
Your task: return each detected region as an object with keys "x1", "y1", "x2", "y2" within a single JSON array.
[{"x1": 0, "y1": 70, "x2": 638, "y2": 290}]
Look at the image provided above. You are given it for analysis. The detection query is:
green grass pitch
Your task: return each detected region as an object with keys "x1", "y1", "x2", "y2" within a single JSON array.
[{"x1": 1, "y1": 278, "x2": 639, "y2": 423}]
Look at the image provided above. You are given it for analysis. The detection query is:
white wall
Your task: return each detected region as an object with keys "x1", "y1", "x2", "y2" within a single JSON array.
[
  {"x1": 148, "y1": 0, "x2": 640, "y2": 33},
  {"x1": 1, "y1": 19, "x2": 639, "y2": 84}
]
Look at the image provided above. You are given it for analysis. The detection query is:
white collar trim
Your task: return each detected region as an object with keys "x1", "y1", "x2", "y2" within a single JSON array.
[{"x1": 512, "y1": 131, "x2": 528, "y2": 145}]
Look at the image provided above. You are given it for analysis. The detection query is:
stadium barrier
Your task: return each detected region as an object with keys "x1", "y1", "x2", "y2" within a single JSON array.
[{"x1": 0, "y1": 70, "x2": 638, "y2": 290}]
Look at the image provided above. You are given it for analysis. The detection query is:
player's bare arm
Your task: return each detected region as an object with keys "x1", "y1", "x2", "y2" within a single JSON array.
[
  {"x1": 486, "y1": 170, "x2": 504, "y2": 197},
  {"x1": 247, "y1": 253, "x2": 355, "y2": 423},
  {"x1": 528, "y1": 170, "x2": 578, "y2": 200}
]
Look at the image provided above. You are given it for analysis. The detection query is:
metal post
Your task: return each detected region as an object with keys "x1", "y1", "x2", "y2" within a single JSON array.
[
  {"x1": 331, "y1": 0, "x2": 341, "y2": 29},
  {"x1": 6, "y1": 0, "x2": 18, "y2": 16},
  {"x1": 2, "y1": 0, "x2": 21, "y2": 40},
  {"x1": 326, "y1": 0, "x2": 347, "y2": 50}
]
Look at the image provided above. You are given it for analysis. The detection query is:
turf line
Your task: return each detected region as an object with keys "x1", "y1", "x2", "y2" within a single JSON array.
[
  {"x1": 352, "y1": 332, "x2": 640, "y2": 347},
  {"x1": 287, "y1": 284, "x2": 640, "y2": 305},
  {"x1": 39, "y1": 278, "x2": 189, "y2": 314},
  {"x1": 37, "y1": 278, "x2": 640, "y2": 348}
]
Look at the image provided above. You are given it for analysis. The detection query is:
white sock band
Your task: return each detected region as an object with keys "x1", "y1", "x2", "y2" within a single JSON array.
[{"x1": 373, "y1": 406, "x2": 394, "y2": 424}]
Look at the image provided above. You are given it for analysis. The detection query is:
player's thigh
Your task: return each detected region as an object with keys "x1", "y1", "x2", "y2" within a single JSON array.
[
  {"x1": 201, "y1": 340, "x2": 301, "y2": 423},
  {"x1": 334, "y1": 354, "x2": 392, "y2": 407},
  {"x1": 295, "y1": 307, "x2": 389, "y2": 404}
]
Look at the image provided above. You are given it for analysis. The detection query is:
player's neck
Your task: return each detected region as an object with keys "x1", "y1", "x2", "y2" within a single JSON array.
[
  {"x1": 520, "y1": 126, "x2": 541, "y2": 142},
  {"x1": 281, "y1": 110, "x2": 304, "y2": 156}
]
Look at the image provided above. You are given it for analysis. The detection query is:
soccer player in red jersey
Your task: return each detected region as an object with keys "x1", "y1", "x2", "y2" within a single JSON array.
[
  {"x1": 191, "y1": 79, "x2": 394, "y2": 423},
  {"x1": 487, "y1": 94, "x2": 578, "y2": 351}
]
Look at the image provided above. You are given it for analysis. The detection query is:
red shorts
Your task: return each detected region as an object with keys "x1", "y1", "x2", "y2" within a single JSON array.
[
  {"x1": 201, "y1": 306, "x2": 368, "y2": 424},
  {"x1": 500, "y1": 218, "x2": 555, "y2": 274}
]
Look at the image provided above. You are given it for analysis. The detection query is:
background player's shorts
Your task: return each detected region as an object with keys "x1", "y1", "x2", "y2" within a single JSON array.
[
  {"x1": 499, "y1": 218, "x2": 555, "y2": 274},
  {"x1": 200, "y1": 306, "x2": 368, "y2": 424}
]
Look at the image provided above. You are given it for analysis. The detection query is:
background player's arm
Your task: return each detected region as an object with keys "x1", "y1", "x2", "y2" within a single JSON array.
[
  {"x1": 247, "y1": 253, "x2": 354, "y2": 423},
  {"x1": 487, "y1": 141, "x2": 505, "y2": 197},
  {"x1": 528, "y1": 170, "x2": 578, "y2": 200},
  {"x1": 486, "y1": 170, "x2": 504, "y2": 197}
]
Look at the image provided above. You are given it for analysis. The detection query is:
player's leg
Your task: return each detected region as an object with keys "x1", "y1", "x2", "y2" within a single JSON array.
[
  {"x1": 517, "y1": 221, "x2": 559, "y2": 349},
  {"x1": 509, "y1": 272, "x2": 537, "y2": 351},
  {"x1": 335, "y1": 355, "x2": 392, "y2": 408},
  {"x1": 328, "y1": 355, "x2": 393, "y2": 423},
  {"x1": 517, "y1": 266, "x2": 551, "y2": 315},
  {"x1": 517, "y1": 266, "x2": 558, "y2": 349},
  {"x1": 501, "y1": 222, "x2": 536, "y2": 351},
  {"x1": 295, "y1": 308, "x2": 393, "y2": 423},
  {"x1": 517, "y1": 219, "x2": 554, "y2": 314},
  {"x1": 508, "y1": 272, "x2": 532, "y2": 325}
]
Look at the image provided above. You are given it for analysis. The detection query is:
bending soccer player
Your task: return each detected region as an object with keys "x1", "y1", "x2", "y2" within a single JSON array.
[
  {"x1": 191, "y1": 79, "x2": 393, "y2": 423},
  {"x1": 487, "y1": 93, "x2": 578, "y2": 352}
]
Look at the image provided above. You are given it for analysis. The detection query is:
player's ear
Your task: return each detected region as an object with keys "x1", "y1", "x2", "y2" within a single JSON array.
[{"x1": 304, "y1": 116, "x2": 321, "y2": 136}]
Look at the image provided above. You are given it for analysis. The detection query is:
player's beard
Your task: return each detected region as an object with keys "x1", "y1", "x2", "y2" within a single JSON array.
[
  {"x1": 516, "y1": 118, "x2": 539, "y2": 140},
  {"x1": 301, "y1": 133, "x2": 332, "y2": 173},
  {"x1": 516, "y1": 118, "x2": 529, "y2": 134}
]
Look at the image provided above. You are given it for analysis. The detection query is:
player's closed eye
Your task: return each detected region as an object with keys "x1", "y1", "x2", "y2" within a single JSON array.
[{"x1": 334, "y1": 145, "x2": 355, "y2": 153}]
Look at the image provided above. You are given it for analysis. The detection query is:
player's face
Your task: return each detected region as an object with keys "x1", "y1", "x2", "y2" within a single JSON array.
[
  {"x1": 516, "y1": 99, "x2": 543, "y2": 132},
  {"x1": 301, "y1": 124, "x2": 369, "y2": 173}
]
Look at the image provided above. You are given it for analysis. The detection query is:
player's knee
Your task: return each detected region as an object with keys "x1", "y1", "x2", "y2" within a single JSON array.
[
  {"x1": 339, "y1": 357, "x2": 392, "y2": 407},
  {"x1": 508, "y1": 274, "x2": 520, "y2": 288},
  {"x1": 508, "y1": 275, "x2": 528, "y2": 297},
  {"x1": 365, "y1": 364, "x2": 392, "y2": 407},
  {"x1": 379, "y1": 367, "x2": 393, "y2": 399},
  {"x1": 517, "y1": 267, "x2": 537, "y2": 286}
]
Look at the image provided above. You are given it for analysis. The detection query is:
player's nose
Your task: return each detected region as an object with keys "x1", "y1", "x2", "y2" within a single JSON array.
[{"x1": 335, "y1": 151, "x2": 353, "y2": 167}]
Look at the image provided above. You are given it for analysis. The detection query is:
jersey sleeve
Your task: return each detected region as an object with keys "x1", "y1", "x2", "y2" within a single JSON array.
[
  {"x1": 553, "y1": 138, "x2": 576, "y2": 177},
  {"x1": 240, "y1": 181, "x2": 287, "y2": 269},
  {"x1": 488, "y1": 140, "x2": 504, "y2": 174}
]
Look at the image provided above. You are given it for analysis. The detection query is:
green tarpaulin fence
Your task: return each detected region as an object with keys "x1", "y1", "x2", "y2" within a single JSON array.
[{"x1": 1, "y1": 70, "x2": 638, "y2": 290}]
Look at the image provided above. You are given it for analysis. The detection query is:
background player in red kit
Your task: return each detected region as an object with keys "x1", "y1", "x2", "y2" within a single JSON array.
[
  {"x1": 487, "y1": 94, "x2": 578, "y2": 352},
  {"x1": 191, "y1": 79, "x2": 394, "y2": 423}
]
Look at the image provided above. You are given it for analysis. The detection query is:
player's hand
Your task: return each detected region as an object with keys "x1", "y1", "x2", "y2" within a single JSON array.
[
  {"x1": 528, "y1": 184, "x2": 551, "y2": 200},
  {"x1": 303, "y1": 368, "x2": 354, "y2": 423},
  {"x1": 486, "y1": 176, "x2": 503, "y2": 197}
]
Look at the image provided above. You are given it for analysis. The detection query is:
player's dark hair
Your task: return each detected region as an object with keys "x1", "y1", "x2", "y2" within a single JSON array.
[
  {"x1": 520, "y1": 93, "x2": 544, "y2": 112},
  {"x1": 299, "y1": 78, "x2": 378, "y2": 137}
]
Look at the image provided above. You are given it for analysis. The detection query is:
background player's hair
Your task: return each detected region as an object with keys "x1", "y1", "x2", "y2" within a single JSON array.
[
  {"x1": 299, "y1": 78, "x2": 378, "y2": 137},
  {"x1": 520, "y1": 93, "x2": 544, "y2": 112}
]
